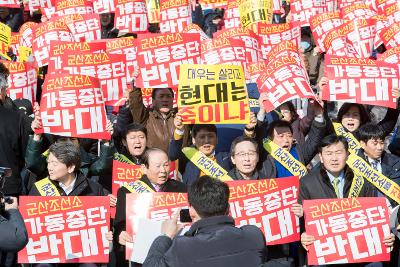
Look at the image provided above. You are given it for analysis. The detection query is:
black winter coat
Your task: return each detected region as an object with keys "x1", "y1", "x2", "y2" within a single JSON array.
[{"x1": 143, "y1": 215, "x2": 266, "y2": 267}]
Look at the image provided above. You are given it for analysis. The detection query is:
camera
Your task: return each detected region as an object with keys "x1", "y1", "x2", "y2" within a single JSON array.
[{"x1": 0, "y1": 167, "x2": 12, "y2": 213}]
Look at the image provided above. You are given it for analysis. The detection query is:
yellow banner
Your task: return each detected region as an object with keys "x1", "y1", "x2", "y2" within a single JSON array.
[
  {"x1": 0, "y1": 22, "x2": 11, "y2": 60},
  {"x1": 263, "y1": 139, "x2": 308, "y2": 178},
  {"x1": 114, "y1": 152, "x2": 134, "y2": 165},
  {"x1": 178, "y1": 64, "x2": 251, "y2": 124},
  {"x1": 147, "y1": 0, "x2": 160, "y2": 23},
  {"x1": 348, "y1": 174, "x2": 364, "y2": 198},
  {"x1": 19, "y1": 46, "x2": 32, "y2": 62},
  {"x1": 123, "y1": 180, "x2": 155, "y2": 193},
  {"x1": 347, "y1": 153, "x2": 400, "y2": 204},
  {"x1": 34, "y1": 178, "x2": 61, "y2": 196},
  {"x1": 239, "y1": 0, "x2": 273, "y2": 29},
  {"x1": 333, "y1": 122, "x2": 361, "y2": 155},
  {"x1": 182, "y1": 147, "x2": 233, "y2": 181}
]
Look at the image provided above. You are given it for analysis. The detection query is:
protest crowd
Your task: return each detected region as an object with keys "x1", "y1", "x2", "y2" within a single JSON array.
[{"x1": 2, "y1": 0, "x2": 400, "y2": 266}]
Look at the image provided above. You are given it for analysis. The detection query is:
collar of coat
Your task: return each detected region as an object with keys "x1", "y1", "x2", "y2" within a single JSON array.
[
  {"x1": 319, "y1": 165, "x2": 353, "y2": 185},
  {"x1": 49, "y1": 172, "x2": 89, "y2": 196},
  {"x1": 185, "y1": 215, "x2": 235, "y2": 236},
  {"x1": 151, "y1": 107, "x2": 176, "y2": 119}
]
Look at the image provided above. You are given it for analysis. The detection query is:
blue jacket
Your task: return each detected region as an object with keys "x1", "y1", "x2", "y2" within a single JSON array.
[{"x1": 168, "y1": 138, "x2": 232, "y2": 185}]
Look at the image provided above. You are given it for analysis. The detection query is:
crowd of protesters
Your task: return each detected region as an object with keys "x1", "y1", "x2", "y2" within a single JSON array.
[{"x1": 1, "y1": 0, "x2": 400, "y2": 267}]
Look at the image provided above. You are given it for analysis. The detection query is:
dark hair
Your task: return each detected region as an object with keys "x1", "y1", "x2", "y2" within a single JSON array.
[
  {"x1": 48, "y1": 141, "x2": 81, "y2": 171},
  {"x1": 357, "y1": 123, "x2": 385, "y2": 142},
  {"x1": 230, "y1": 136, "x2": 258, "y2": 155},
  {"x1": 151, "y1": 88, "x2": 174, "y2": 99},
  {"x1": 142, "y1": 147, "x2": 167, "y2": 168},
  {"x1": 0, "y1": 62, "x2": 10, "y2": 90},
  {"x1": 123, "y1": 123, "x2": 147, "y2": 140},
  {"x1": 336, "y1": 103, "x2": 370, "y2": 126},
  {"x1": 267, "y1": 120, "x2": 293, "y2": 139},
  {"x1": 188, "y1": 176, "x2": 230, "y2": 218},
  {"x1": 318, "y1": 135, "x2": 349, "y2": 153},
  {"x1": 278, "y1": 101, "x2": 299, "y2": 122},
  {"x1": 191, "y1": 124, "x2": 217, "y2": 138}
]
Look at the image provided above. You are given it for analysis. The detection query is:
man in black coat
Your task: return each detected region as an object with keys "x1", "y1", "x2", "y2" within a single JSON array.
[
  {"x1": 0, "y1": 63, "x2": 31, "y2": 196},
  {"x1": 114, "y1": 148, "x2": 186, "y2": 267},
  {"x1": 299, "y1": 135, "x2": 394, "y2": 267},
  {"x1": 0, "y1": 196, "x2": 28, "y2": 267},
  {"x1": 143, "y1": 175, "x2": 266, "y2": 267}
]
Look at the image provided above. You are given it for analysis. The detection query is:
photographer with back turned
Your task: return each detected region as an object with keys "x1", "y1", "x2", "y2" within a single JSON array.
[{"x1": 0, "y1": 167, "x2": 29, "y2": 267}]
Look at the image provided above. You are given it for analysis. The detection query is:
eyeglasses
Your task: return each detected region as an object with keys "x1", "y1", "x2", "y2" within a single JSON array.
[{"x1": 234, "y1": 151, "x2": 258, "y2": 158}]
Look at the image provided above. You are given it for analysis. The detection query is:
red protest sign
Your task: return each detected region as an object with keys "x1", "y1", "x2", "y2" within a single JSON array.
[
  {"x1": 112, "y1": 160, "x2": 142, "y2": 196},
  {"x1": 256, "y1": 41, "x2": 316, "y2": 112},
  {"x1": 114, "y1": 0, "x2": 148, "y2": 34},
  {"x1": 53, "y1": 0, "x2": 94, "y2": 17},
  {"x1": 377, "y1": 46, "x2": 400, "y2": 64},
  {"x1": 247, "y1": 60, "x2": 267, "y2": 83},
  {"x1": 38, "y1": 73, "x2": 110, "y2": 140},
  {"x1": 323, "y1": 23, "x2": 358, "y2": 57},
  {"x1": 341, "y1": 3, "x2": 377, "y2": 20},
  {"x1": 159, "y1": 0, "x2": 191, "y2": 33},
  {"x1": 290, "y1": 0, "x2": 334, "y2": 27},
  {"x1": 384, "y1": 3, "x2": 400, "y2": 24},
  {"x1": 135, "y1": 32, "x2": 201, "y2": 88},
  {"x1": 32, "y1": 17, "x2": 74, "y2": 67},
  {"x1": 337, "y1": 0, "x2": 364, "y2": 9},
  {"x1": 28, "y1": 0, "x2": 42, "y2": 14},
  {"x1": 58, "y1": 52, "x2": 129, "y2": 105},
  {"x1": 256, "y1": 22, "x2": 301, "y2": 59},
  {"x1": 18, "y1": 22, "x2": 37, "y2": 48},
  {"x1": 310, "y1": 11, "x2": 342, "y2": 52},
  {"x1": 65, "y1": 13, "x2": 102, "y2": 42},
  {"x1": 380, "y1": 22, "x2": 400, "y2": 50},
  {"x1": 18, "y1": 196, "x2": 110, "y2": 263},
  {"x1": 323, "y1": 55, "x2": 399, "y2": 109},
  {"x1": 345, "y1": 18, "x2": 376, "y2": 59},
  {"x1": 227, "y1": 177, "x2": 300, "y2": 245},
  {"x1": 48, "y1": 40, "x2": 107, "y2": 71},
  {"x1": 200, "y1": 37, "x2": 247, "y2": 74},
  {"x1": 199, "y1": 0, "x2": 226, "y2": 9},
  {"x1": 0, "y1": 0, "x2": 19, "y2": 8},
  {"x1": 304, "y1": 197, "x2": 390, "y2": 265},
  {"x1": 93, "y1": 0, "x2": 116, "y2": 13},
  {"x1": 182, "y1": 23, "x2": 209, "y2": 41},
  {"x1": 105, "y1": 37, "x2": 138, "y2": 83},
  {"x1": 2, "y1": 61, "x2": 37, "y2": 104},
  {"x1": 126, "y1": 192, "x2": 188, "y2": 259},
  {"x1": 213, "y1": 27, "x2": 260, "y2": 63},
  {"x1": 223, "y1": 0, "x2": 241, "y2": 29}
]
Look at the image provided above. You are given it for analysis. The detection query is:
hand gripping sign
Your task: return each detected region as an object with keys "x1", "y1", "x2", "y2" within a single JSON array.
[
  {"x1": 304, "y1": 197, "x2": 390, "y2": 265},
  {"x1": 37, "y1": 73, "x2": 111, "y2": 140},
  {"x1": 18, "y1": 196, "x2": 111, "y2": 263}
]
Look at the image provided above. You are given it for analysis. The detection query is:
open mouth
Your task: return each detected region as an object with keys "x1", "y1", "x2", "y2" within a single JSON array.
[{"x1": 347, "y1": 123, "x2": 355, "y2": 128}]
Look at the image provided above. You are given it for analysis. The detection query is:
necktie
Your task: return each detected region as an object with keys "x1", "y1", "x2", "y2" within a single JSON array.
[
  {"x1": 154, "y1": 184, "x2": 161, "y2": 192},
  {"x1": 332, "y1": 177, "x2": 341, "y2": 198},
  {"x1": 370, "y1": 159, "x2": 379, "y2": 171}
]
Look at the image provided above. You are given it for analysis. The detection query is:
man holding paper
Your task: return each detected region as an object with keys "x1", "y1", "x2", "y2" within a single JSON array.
[{"x1": 143, "y1": 175, "x2": 266, "y2": 267}]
